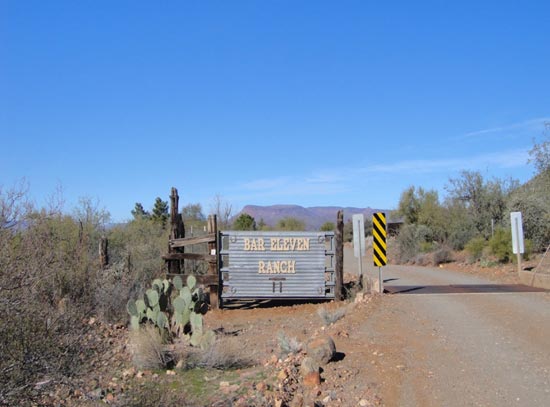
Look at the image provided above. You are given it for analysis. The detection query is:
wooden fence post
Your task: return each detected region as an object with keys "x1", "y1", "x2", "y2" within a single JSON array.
[
  {"x1": 207, "y1": 214, "x2": 220, "y2": 309},
  {"x1": 99, "y1": 236, "x2": 109, "y2": 269},
  {"x1": 335, "y1": 210, "x2": 344, "y2": 301},
  {"x1": 168, "y1": 187, "x2": 185, "y2": 274}
]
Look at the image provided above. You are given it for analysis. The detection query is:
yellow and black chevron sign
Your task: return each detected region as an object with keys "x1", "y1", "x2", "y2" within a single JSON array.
[{"x1": 372, "y1": 212, "x2": 387, "y2": 267}]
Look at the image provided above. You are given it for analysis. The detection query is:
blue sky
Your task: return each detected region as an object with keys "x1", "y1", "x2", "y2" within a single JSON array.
[{"x1": 1, "y1": 1, "x2": 549, "y2": 222}]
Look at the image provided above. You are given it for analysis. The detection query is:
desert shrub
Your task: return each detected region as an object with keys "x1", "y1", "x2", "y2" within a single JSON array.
[
  {"x1": 276, "y1": 217, "x2": 305, "y2": 231},
  {"x1": 479, "y1": 258, "x2": 498, "y2": 268},
  {"x1": 108, "y1": 218, "x2": 168, "y2": 280},
  {"x1": 488, "y1": 228, "x2": 513, "y2": 262},
  {"x1": 446, "y1": 171, "x2": 516, "y2": 239},
  {"x1": 487, "y1": 229, "x2": 533, "y2": 263},
  {"x1": 0, "y1": 188, "x2": 105, "y2": 404},
  {"x1": 95, "y1": 260, "x2": 138, "y2": 322},
  {"x1": 507, "y1": 189, "x2": 550, "y2": 252},
  {"x1": 103, "y1": 218, "x2": 168, "y2": 323},
  {"x1": 395, "y1": 224, "x2": 432, "y2": 263},
  {"x1": 433, "y1": 246, "x2": 453, "y2": 265},
  {"x1": 179, "y1": 336, "x2": 254, "y2": 370},
  {"x1": 128, "y1": 325, "x2": 172, "y2": 369},
  {"x1": 395, "y1": 224, "x2": 417, "y2": 263},
  {"x1": 465, "y1": 236, "x2": 487, "y2": 262},
  {"x1": 319, "y1": 221, "x2": 335, "y2": 232},
  {"x1": 277, "y1": 331, "x2": 302, "y2": 356},
  {"x1": 413, "y1": 253, "x2": 430, "y2": 266},
  {"x1": 419, "y1": 241, "x2": 435, "y2": 253},
  {"x1": 0, "y1": 301, "x2": 91, "y2": 402},
  {"x1": 524, "y1": 239, "x2": 534, "y2": 261},
  {"x1": 317, "y1": 306, "x2": 346, "y2": 326}
]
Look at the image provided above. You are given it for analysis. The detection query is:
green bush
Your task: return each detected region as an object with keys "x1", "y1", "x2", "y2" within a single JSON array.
[
  {"x1": 507, "y1": 189, "x2": 550, "y2": 252},
  {"x1": 524, "y1": 239, "x2": 533, "y2": 261},
  {"x1": 488, "y1": 229, "x2": 534, "y2": 263},
  {"x1": 465, "y1": 236, "x2": 486, "y2": 262},
  {"x1": 488, "y1": 228, "x2": 513, "y2": 262},
  {"x1": 319, "y1": 221, "x2": 335, "y2": 232},
  {"x1": 419, "y1": 241, "x2": 435, "y2": 253},
  {"x1": 233, "y1": 213, "x2": 256, "y2": 231},
  {"x1": 275, "y1": 217, "x2": 306, "y2": 231}
]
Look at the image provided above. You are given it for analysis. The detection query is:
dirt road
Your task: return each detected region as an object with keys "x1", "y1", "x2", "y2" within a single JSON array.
[{"x1": 345, "y1": 247, "x2": 550, "y2": 406}]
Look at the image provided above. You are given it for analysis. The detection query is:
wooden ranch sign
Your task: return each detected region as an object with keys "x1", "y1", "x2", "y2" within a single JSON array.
[{"x1": 219, "y1": 231, "x2": 336, "y2": 299}]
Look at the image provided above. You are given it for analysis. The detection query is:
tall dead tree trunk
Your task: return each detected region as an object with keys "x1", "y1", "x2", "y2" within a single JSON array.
[
  {"x1": 99, "y1": 236, "x2": 109, "y2": 269},
  {"x1": 168, "y1": 187, "x2": 185, "y2": 274},
  {"x1": 335, "y1": 210, "x2": 344, "y2": 301},
  {"x1": 207, "y1": 214, "x2": 220, "y2": 309}
]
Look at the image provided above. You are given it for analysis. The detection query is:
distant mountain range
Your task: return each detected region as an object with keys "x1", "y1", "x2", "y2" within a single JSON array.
[{"x1": 237, "y1": 205, "x2": 392, "y2": 231}]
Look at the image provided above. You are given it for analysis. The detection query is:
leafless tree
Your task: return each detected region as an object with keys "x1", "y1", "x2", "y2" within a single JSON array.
[{"x1": 209, "y1": 194, "x2": 234, "y2": 229}]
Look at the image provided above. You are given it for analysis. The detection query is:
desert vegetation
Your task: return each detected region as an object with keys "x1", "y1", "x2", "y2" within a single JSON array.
[
  {"x1": 391, "y1": 128, "x2": 550, "y2": 266},
  {"x1": 0, "y1": 186, "x2": 175, "y2": 403}
]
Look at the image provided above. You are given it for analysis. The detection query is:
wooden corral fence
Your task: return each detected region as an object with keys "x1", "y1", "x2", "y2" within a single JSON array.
[
  {"x1": 163, "y1": 187, "x2": 344, "y2": 309},
  {"x1": 163, "y1": 188, "x2": 220, "y2": 308}
]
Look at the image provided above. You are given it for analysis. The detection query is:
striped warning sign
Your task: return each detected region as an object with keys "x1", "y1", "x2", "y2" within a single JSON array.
[{"x1": 373, "y1": 212, "x2": 387, "y2": 267}]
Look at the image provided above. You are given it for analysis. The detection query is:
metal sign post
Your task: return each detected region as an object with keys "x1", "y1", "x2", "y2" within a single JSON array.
[{"x1": 353, "y1": 214, "x2": 365, "y2": 286}]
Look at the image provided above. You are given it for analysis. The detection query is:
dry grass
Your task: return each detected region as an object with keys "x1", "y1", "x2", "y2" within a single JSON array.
[
  {"x1": 317, "y1": 306, "x2": 347, "y2": 326},
  {"x1": 277, "y1": 331, "x2": 302, "y2": 356},
  {"x1": 176, "y1": 335, "x2": 254, "y2": 370},
  {"x1": 129, "y1": 325, "x2": 173, "y2": 369}
]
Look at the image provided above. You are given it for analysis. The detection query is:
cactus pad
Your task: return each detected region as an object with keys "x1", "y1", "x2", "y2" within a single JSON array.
[
  {"x1": 126, "y1": 299, "x2": 138, "y2": 316},
  {"x1": 180, "y1": 286, "x2": 192, "y2": 306},
  {"x1": 135, "y1": 299, "x2": 146, "y2": 314},
  {"x1": 146, "y1": 289, "x2": 159, "y2": 307},
  {"x1": 173, "y1": 296, "x2": 186, "y2": 314},
  {"x1": 173, "y1": 275, "x2": 183, "y2": 290},
  {"x1": 187, "y1": 275, "x2": 196, "y2": 290},
  {"x1": 156, "y1": 312, "x2": 168, "y2": 330}
]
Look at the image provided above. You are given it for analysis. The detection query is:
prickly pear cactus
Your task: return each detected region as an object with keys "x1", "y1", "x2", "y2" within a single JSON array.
[{"x1": 127, "y1": 275, "x2": 215, "y2": 347}]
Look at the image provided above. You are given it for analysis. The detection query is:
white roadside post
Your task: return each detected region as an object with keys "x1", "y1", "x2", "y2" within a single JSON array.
[
  {"x1": 353, "y1": 214, "x2": 366, "y2": 287},
  {"x1": 510, "y1": 212, "x2": 525, "y2": 274}
]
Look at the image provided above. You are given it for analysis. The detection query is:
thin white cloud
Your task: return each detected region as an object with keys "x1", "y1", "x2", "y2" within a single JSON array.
[
  {"x1": 229, "y1": 170, "x2": 351, "y2": 203},
  {"x1": 304, "y1": 173, "x2": 347, "y2": 184},
  {"x1": 360, "y1": 148, "x2": 529, "y2": 174},
  {"x1": 462, "y1": 117, "x2": 549, "y2": 139},
  {"x1": 227, "y1": 148, "x2": 531, "y2": 205}
]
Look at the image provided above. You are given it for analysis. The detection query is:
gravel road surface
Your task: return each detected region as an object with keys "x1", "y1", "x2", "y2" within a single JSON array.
[{"x1": 344, "y1": 246, "x2": 550, "y2": 406}]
